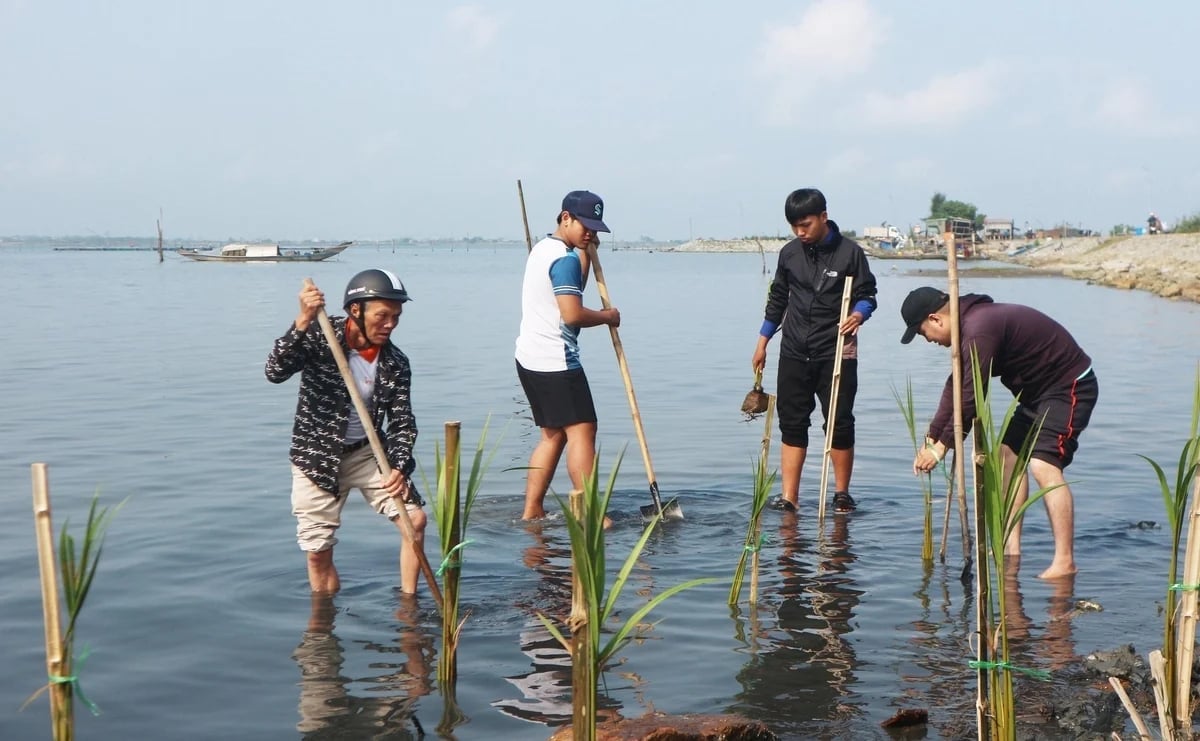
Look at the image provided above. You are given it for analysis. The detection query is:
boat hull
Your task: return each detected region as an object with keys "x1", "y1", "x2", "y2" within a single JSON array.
[{"x1": 177, "y1": 242, "x2": 351, "y2": 262}]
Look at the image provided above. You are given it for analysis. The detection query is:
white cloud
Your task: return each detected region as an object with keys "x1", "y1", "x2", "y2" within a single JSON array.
[
  {"x1": 891, "y1": 157, "x2": 935, "y2": 180},
  {"x1": 756, "y1": 0, "x2": 886, "y2": 124},
  {"x1": 1100, "y1": 166, "x2": 1150, "y2": 191},
  {"x1": 824, "y1": 147, "x2": 870, "y2": 176},
  {"x1": 859, "y1": 61, "x2": 1004, "y2": 128},
  {"x1": 447, "y1": 5, "x2": 499, "y2": 54},
  {"x1": 1094, "y1": 78, "x2": 1192, "y2": 137}
]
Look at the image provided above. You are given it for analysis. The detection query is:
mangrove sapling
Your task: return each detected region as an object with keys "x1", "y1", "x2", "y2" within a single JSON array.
[
  {"x1": 968, "y1": 356, "x2": 1056, "y2": 741},
  {"x1": 538, "y1": 451, "x2": 718, "y2": 739},
  {"x1": 728, "y1": 460, "x2": 777, "y2": 606},
  {"x1": 1137, "y1": 367, "x2": 1200, "y2": 729},
  {"x1": 892, "y1": 378, "x2": 936, "y2": 561},
  {"x1": 28, "y1": 467, "x2": 122, "y2": 741},
  {"x1": 423, "y1": 417, "x2": 503, "y2": 688}
]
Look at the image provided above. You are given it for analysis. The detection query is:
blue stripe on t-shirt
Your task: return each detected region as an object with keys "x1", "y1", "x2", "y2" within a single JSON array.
[
  {"x1": 549, "y1": 251, "x2": 583, "y2": 296},
  {"x1": 549, "y1": 250, "x2": 584, "y2": 368}
]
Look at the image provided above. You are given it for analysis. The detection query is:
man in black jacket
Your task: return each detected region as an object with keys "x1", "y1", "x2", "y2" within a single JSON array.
[{"x1": 752, "y1": 188, "x2": 878, "y2": 514}]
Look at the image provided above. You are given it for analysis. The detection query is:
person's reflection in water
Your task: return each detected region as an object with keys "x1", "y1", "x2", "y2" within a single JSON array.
[
  {"x1": 492, "y1": 523, "x2": 622, "y2": 727},
  {"x1": 730, "y1": 511, "x2": 863, "y2": 734},
  {"x1": 1003, "y1": 558, "x2": 1077, "y2": 673},
  {"x1": 904, "y1": 557, "x2": 977, "y2": 738},
  {"x1": 293, "y1": 592, "x2": 433, "y2": 739}
]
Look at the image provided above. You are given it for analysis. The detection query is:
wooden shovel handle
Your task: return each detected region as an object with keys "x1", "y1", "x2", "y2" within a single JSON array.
[
  {"x1": 588, "y1": 251, "x2": 659, "y2": 491},
  {"x1": 303, "y1": 279, "x2": 444, "y2": 613},
  {"x1": 817, "y1": 276, "x2": 854, "y2": 523}
]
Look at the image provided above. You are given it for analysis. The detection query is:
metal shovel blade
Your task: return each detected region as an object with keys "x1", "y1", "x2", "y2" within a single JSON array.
[{"x1": 639, "y1": 481, "x2": 684, "y2": 522}]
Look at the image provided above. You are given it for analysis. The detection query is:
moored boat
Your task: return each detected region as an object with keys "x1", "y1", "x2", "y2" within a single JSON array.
[{"x1": 177, "y1": 241, "x2": 352, "y2": 262}]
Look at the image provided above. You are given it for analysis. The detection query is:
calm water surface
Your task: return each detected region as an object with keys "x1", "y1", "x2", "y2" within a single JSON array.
[{"x1": 2, "y1": 243, "x2": 1198, "y2": 740}]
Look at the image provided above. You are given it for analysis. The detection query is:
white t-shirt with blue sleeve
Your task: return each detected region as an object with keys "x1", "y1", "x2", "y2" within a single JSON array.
[{"x1": 515, "y1": 236, "x2": 584, "y2": 372}]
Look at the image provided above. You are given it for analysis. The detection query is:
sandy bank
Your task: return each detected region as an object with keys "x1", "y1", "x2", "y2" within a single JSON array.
[
  {"x1": 673, "y1": 234, "x2": 1200, "y2": 303},
  {"x1": 673, "y1": 238, "x2": 789, "y2": 253},
  {"x1": 986, "y1": 233, "x2": 1200, "y2": 303}
]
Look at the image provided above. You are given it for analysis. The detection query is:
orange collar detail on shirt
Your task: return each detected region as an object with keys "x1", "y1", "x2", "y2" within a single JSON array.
[{"x1": 355, "y1": 345, "x2": 380, "y2": 363}]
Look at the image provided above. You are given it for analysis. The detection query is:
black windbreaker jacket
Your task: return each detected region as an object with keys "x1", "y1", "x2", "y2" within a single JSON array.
[{"x1": 762, "y1": 220, "x2": 878, "y2": 361}]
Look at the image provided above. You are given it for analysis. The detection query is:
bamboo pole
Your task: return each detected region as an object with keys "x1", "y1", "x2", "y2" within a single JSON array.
[
  {"x1": 1173, "y1": 469, "x2": 1200, "y2": 725},
  {"x1": 32, "y1": 463, "x2": 72, "y2": 741},
  {"x1": 1149, "y1": 650, "x2": 1176, "y2": 740},
  {"x1": 971, "y1": 422, "x2": 990, "y2": 740},
  {"x1": 1109, "y1": 677, "x2": 1154, "y2": 741},
  {"x1": 751, "y1": 395, "x2": 776, "y2": 604},
  {"x1": 817, "y1": 276, "x2": 853, "y2": 524},
  {"x1": 517, "y1": 180, "x2": 534, "y2": 253},
  {"x1": 945, "y1": 231, "x2": 973, "y2": 572},
  {"x1": 568, "y1": 489, "x2": 596, "y2": 741},
  {"x1": 439, "y1": 421, "x2": 462, "y2": 687},
  {"x1": 938, "y1": 470, "x2": 953, "y2": 562}
]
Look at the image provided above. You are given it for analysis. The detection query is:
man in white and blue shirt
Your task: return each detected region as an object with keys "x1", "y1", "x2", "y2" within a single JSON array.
[{"x1": 515, "y1": 190, "x2": 621, "y2": 519}]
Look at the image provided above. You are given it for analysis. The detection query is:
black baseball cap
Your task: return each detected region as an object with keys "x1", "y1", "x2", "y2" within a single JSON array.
[
  {"x1": 900, "y1": 287, "x2": 950, "y2": 344},
  {"x1": 561, "y1": 190, "x2": 610, "y2": 233}
]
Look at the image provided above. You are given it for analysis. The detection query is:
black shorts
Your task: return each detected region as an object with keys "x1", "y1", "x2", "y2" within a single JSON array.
[
  {"x1": 516, "y1": 361, "x2": 598, "y2": 429},
  {"x1": 1002, "y1": 370, "x2": 1098, "y2": 469},
  {"x1": 776, "y1": 356, "x2": 858, "y2": 449}
]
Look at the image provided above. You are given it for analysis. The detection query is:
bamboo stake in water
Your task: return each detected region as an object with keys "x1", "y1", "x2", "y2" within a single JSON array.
[
  {"x1": 1173, "y1": 470, "x2": 1200, "y2": 726},
  {"x1": 938, "y1": 467, "x2": 954, "y2": 563},
  {"x1": 32, "y1": 463, "x2": 72, "y2": 741},
  {"x1": 817, "y1": 276, "x2": 853, "y2": 524},
  {"x1": 568, "y1": 489, "x2": 597, "y2": 741},
  {"x1": 1109, "y1": 677, "x2": 1154, "y2": 741},
  {"x1": 750, "y1": 395, "x2": 776, "y2": 604},
  {"x1": 970, "y1": 422, "x2": 990, "y2": 740},
  {"x1": 439, "y1": 421, "x2": 462, "y2": 687},
  {"x1": 1149, "y1": 650, "x2": 1175, "y2": 741},
  {"x1": 945, "y1": 231, "x2": 973, "y2": 572}
]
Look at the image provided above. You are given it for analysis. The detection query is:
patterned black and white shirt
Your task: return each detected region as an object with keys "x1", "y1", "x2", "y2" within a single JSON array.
[{"x1": 265, "y1": 316, "x2": 417, "y2": 496}]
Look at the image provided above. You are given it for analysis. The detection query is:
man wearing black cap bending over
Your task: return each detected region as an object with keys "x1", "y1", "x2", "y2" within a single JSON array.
[{"x1": 901, "y1": 287, "x2": 1099, "y2": 579}]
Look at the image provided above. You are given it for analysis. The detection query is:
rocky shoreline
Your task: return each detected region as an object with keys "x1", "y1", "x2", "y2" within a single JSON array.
[{"x1": 672, "y1": 234, "x2": 1200, "y2": 304}]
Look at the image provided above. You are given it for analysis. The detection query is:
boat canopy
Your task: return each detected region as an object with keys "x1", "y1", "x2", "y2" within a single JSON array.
[{"x1": 221, "y1": 243, "x2": 280, "y2": 257}]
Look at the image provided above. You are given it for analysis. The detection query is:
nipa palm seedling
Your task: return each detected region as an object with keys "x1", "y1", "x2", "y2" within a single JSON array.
[
  {"x1": 539, "y1": 449, "x2": 718, "y2": 740},
  {"x1": 968, "y1": 356, "x2": 1055, "y2": 741},
  {"x1": 1137, "y1": 366, "x2": 1200, "y2": 731},
  {"x1": 729, "y1": 459, "x2": 776, "y2": 606},
  {"x1": 893, "y1": 378, "x2": 936, "y2": 561}
]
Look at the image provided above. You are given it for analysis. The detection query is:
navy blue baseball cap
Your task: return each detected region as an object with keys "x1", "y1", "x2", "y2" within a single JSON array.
[{"x1": 561, "y1": 190, "x2": 610, "y2": 233}]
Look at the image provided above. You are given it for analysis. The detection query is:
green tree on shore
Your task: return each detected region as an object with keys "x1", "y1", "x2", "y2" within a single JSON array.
[
  {"x1": 1176, "y1": 212, "x2": 1200, "y2": 233},
  {"x1": 930, "y1": 192, "x2": 985, "y2": 230}
]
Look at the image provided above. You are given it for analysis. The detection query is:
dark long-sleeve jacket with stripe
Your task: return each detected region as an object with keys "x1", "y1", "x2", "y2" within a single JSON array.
[
  {"x1": 763, "y1": 220, "x2": 878, "y2": 361},
  {"x1": 265, "y1": 317, "x2": 417, "y2": 495}
]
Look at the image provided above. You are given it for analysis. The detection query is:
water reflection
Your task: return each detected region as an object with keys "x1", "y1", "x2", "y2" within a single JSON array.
[
  {"x1": 903, "y1": 560, "x2": 976, "y2": 738},
  {"x1": 900, "y1": 558, "x2": 1080, "y2": 738},
  {"x1": 491, "y1": 524, "x2": 622, "y2": 727},
  {"x1": 292, "y1": 593, "x2": 433, "y2": 739},
  {"x1": 730, "y1": 514, "x2": 864, "y2": 733},
  {"x1": 1003, "y1": 560, "x2": 1077, "y2": 673}
]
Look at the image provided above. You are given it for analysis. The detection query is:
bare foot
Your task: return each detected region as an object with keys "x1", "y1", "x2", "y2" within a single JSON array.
[{"x1": 1039, "y1": 561, "x2": 1077, "y2": 580}]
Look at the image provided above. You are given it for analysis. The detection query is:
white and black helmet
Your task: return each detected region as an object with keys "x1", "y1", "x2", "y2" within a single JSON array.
[{"x1": 343, "y1": 269, "x2": 410, "y2": 309}]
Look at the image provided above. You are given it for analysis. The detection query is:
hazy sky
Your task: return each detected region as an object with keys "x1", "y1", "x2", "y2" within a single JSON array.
[{"x1": 2, "y1": 1, "x2": 1196, "y2": 241}]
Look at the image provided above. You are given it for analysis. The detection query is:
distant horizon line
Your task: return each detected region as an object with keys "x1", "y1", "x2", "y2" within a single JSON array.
[{"x1": 0, "y1": 234, "x2": 708, "y2": 245}]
